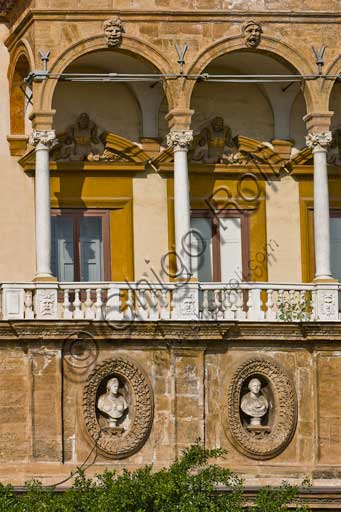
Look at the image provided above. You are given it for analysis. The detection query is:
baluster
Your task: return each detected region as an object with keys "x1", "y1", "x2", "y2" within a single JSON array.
[
  {"x1": 247, "y1": 288, "x2": 264, "y2": 321},
  {"x1": 84, "y1": 289, "x2": 95, "y2": 320},
  {"x1": 95, "y1": 288, "x2": 103, "y2": 320},
  {"x1": 214, "y1": 290, "x2": 223, "y2": 320},
  {"x1": 24, "y1": 290, "x2": 34, "y2": 320},
  {"x1": 201, "y1": 290, "x2": 210, "y2": 320},
  {"x1": 148, "y1": 289, "x2": 159, "y2": 320},
  {"x1": 235, "y1": 289, "x2": 246, "y2": 320},
  {"x1": 124, "y1": 289, "x2": 134, "y2": 320},
  {"x1": 265, "y1": 289, "x2": 276, "y2": 321},
  {"x1": 63, "y1": 289, "x2": 73, "y2": 319},
  {"x1": 106, "y1": 286, "x2": 123, "y2": 321},
  {"x1": 299, "y1": 290, "x2": 307, "y2": 321},
  {"x1": 160, "y1": 289, "x2": 170, "y2": 320},
  {"x1": 73, "y1": 288, "x2": 83, "y2": 319},
  {"x1": 136, "y1": 289, "x2": 147, "y2": 320},
  {"x1": 222, "y1": 290, "x2": 234, "y2": 320}
]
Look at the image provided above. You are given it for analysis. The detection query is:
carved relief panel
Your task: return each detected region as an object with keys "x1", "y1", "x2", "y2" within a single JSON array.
[
  {"x1": 83, "y1": 357, "x2": 154, "y2": 458},
  {"x1": 224, "y1": 357, "x2": 297, "y2": 460}
]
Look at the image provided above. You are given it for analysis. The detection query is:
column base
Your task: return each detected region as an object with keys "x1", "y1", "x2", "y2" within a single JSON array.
[
  {"x1": 33, "y1": 274, "x2": 58, "y2": 283},
  {"x1": 314, "y1": 277, "x2": 339, "y2": 283}
]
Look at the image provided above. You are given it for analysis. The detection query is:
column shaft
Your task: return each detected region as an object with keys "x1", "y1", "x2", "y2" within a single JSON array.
[
  {"x1": 306, "y1": 132, "x2": 332, "y2": 280},
  {"x1": 30, "y1": 130, "x2": 56, "y2": 280},
  {"x1": 167, "y1": 130, "x2": 193, "y2": 278}
]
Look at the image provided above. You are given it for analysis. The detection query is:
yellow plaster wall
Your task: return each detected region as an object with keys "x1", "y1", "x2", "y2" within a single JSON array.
[
  {"x1": 0, "y1": 28, "x2": 35, "y2": 282},
  {"x1": 300, "y1": 175, "x2": 341, "y2": 283},
  {"x1": 266, "y1": 176, "x2": 302, "y2": 282},
  {"x1": 133, "y1": 171, "x2": 169, "y2": 282}
]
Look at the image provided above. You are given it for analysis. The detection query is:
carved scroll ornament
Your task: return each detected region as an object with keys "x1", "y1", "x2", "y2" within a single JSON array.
[
  {"x1": 84, "y1": 357, "x2": 154, "y2": 458},
  {"x1": 224, "y1": 357, "x2": 297, "y2": 460}
]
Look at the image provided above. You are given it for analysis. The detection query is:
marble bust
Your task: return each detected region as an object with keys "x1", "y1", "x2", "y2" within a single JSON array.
[
  {"x1": 97, "y1": 377, "x2": 128, "y2": 428},
  {"x1": 240, "y1": 377, "x2": 268, "y2": 427}
]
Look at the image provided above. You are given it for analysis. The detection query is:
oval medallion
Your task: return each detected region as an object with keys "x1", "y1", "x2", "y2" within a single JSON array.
[
  {"x1": 224, "y1": 357, "x2": 297, "y2": 460},
  {"x1": 83, "y1": 357, "x2": 154, "y2": 458}
]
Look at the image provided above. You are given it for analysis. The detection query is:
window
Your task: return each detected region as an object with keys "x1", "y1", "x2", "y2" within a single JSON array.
[
  {"x1": 190, "y1": 210, "x2": 249, "y2": 282},
  {"x1": 51, "y1": 210, "x2": 111, "y2": 282}
]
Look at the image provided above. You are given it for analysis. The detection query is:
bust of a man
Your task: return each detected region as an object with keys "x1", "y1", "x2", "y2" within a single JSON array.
[
  {"x1": 97, "y1": 377, "x2": 128, "y2": 428},
  {"x1": 240, "y1": 377, "x2": 268, "y2": 427}
]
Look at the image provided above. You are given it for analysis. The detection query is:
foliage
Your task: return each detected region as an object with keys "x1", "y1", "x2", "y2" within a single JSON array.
[
  {"x1": 277, "y1": 299, "x2": 307, "y2": 322},
  {"x1": 0, "y1": 442, "x2": 309, "y2": 511}
]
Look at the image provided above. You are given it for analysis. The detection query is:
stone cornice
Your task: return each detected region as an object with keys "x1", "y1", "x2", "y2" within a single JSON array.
[
  {"x1": 2, "y1": 320, "x2": 341, "y2": 345},
  {"x1": 6, "y1": 9, "x2": 341, "y2": 49}
]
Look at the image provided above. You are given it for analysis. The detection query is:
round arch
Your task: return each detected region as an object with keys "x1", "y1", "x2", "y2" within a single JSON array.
[
  {"x1": 183, "y1": 35, "x2": 316, "y2": 114},
  {"x1": 322, "y1": 54, "x2": 341, "y2": 112},
  {"x1": 38, "y1": 34, "x2": 175, "y2": 113},
  {"x1": 8, "y1": 40, "x2": 34, "y2": 135}
]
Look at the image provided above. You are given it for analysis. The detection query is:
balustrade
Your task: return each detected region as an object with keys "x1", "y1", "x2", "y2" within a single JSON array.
[{"x1": 1, "y1": 281, "x2": 339, "y2": 322}]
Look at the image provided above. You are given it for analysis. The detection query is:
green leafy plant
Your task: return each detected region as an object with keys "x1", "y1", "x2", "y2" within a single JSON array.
[{"x1": 0, "y1": 442, "x2": 310, "y2": 511}]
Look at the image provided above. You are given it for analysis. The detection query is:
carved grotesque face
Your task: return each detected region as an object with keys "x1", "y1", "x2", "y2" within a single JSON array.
[
  {"x1": 107, "y1": 377, "x2": 120, "y2": 395},
  {"x1": 243, "y1": 22, "x2": 262, "y2": 48},
  {"x1": 248, "y1": 378, "x2": 261, "y2": 394},
  {"x1": 212, "y1": 116, "x2": 224, "y2": 132},
  {"x1": 78, "y1": 113, "x2": 90, "y2": 129},
  {"x1": 104, "y1": 19, "x2": 123, "y2": 47}
]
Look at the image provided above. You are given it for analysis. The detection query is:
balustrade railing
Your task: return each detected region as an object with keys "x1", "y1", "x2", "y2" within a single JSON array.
[{"x1": 0, "y1": 281, "x2": 339, "y2": 322}]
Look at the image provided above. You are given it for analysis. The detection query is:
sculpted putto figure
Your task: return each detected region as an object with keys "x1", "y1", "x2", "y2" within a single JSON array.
[
  {"x1": 242, "y1": 20, "x2": 263, "y2": 48},
  {"x1": 192, "y1": 116, "x2": 236, "y2": 164},
  {"x1": 97, "y1": 377, "x2": 128, "y2": 428},
  {"x1": 240, "y1": 378, "x2": 269, "y2": 427},
  {"x1": 104, "y1": 17, "x2": 124, "y2": 47}
]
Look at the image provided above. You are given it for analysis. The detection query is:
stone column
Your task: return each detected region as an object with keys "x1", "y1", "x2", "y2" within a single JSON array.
[
  {"x1": 167, "y1": 130, "x2": 193, "y2": 278},
  {"x1": 29, "y1": 130, "x2": 56, "y2": 281},
  {"x1": 306, "y1": 131, "x2": 333, "y2": 280}
]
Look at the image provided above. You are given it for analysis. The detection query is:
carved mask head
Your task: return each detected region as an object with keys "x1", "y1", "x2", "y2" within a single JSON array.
[
  {"x1": 243, "y1": 21, "x2": 262, "y2": 48},
  {"x1": 104, "y1": 18, "x2": 124, "y2": 47}
]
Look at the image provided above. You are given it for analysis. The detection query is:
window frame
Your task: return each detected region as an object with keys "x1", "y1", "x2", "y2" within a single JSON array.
[
  {"x1": 191, "y1": 209, "x2": 249, "y2": 282},
  {"x1": 51, "y1": 208, "x2": 111, "y2": 282}
]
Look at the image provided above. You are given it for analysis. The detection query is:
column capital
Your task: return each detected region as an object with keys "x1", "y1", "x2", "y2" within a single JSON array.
[
  {"x1": 29, "y1": 130, "x2": 56, "y2": 148},
  {"x1": 306, "y1": 131, "x2": 332, "y2": 151},
  {"x1": 166, "y1": 130, "x2": 193, "y2": 152}
]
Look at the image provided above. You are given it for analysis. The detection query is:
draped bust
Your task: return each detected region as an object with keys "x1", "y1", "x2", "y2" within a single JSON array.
[{"x1": 240, "y1": 378, "x2": 268, "y2": 427}]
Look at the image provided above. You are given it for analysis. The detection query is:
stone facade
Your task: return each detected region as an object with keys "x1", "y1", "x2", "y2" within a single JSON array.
[{"x1": 1, "y1": 1, "x2": 341, "y2": 508}]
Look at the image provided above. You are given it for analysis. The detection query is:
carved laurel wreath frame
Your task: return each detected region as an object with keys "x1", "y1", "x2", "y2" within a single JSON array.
[
  {"x1": 83, "y1": 357, "x2": 154, "y2": 458},
  {"x1": 224, "y1": 357, "x2": 297, "y2": 460}
]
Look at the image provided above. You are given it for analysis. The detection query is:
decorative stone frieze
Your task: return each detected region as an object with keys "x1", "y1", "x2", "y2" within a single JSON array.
[
  {"x1": 242, "y1": 20, "x2": 263, "y2": 48},
  {"x1": 83, "y1": 357, "x2": 154, "y2": 458},
  {"x1": 166, "y1": 130, "x2": 193, "y2": 152},
  {"x1": 103, "y1": 17, "x2": 124, "y2": 47},
  {"x1": 224, "y1": 357, "x2": 297, "y2": 460}
]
